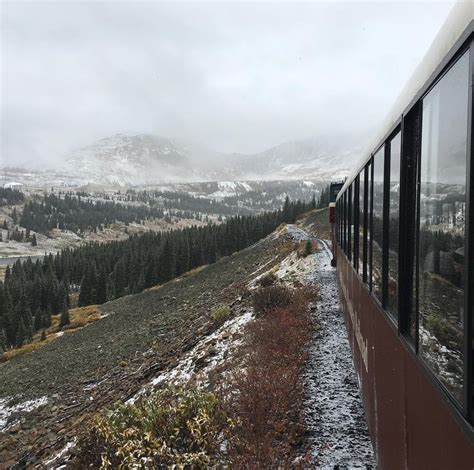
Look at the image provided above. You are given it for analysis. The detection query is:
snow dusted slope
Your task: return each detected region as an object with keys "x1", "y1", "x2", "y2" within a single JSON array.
[
  {"x1": 4, "y1": 133, "x2": 357, "y2": 185},
  {"x1": 62, "y1": 134, "x2": 194, "y2": 185},
  {"x1": 230, "y1": 137, "x2": 360, "y2": 181}
]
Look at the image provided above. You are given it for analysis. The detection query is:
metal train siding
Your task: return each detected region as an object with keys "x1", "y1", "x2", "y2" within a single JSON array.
[
  {"x1": 332, "y1": 3, "x2": 474, "y2": 467},
  {"x1": 337, "y1": 247, "x2": 474, "y2": 468}
]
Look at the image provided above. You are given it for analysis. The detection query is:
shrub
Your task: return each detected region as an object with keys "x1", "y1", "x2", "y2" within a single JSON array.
[
  {"x1": 252, "y1": 284, "x2": 293, "y2": 316},
  {"x1": 210, "y1": 304, "x2": 230, "y2": 323},
  {"x1": 75, "y1": 387, "x2": 234, "y2": 469},
  {"x1": 225, "y1": 285, "x2": 315, "y2": 467},
  {"x1": 258, "y1": 272, "x2": 278, "y2": 288}
]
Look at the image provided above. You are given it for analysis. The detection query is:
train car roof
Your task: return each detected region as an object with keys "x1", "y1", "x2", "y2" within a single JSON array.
[{"x1": 337, "y1": 1, "x2": 474, "y2": 200}]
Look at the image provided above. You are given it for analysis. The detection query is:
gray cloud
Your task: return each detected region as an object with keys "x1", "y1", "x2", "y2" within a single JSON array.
[{"x1": 1, "y1": 0, "x2": 455, "y2": 166}]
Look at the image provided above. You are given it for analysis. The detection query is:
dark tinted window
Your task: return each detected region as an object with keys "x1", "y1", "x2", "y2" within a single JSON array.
[
  {"x1": 353, "y1": 179, "x2": 359, "y2": 270},
  {"x1": 372, "y1": 147, "x2": 385, "y2": 303},
  {"x1": 367, "y1": 161, "x2": 372, "y2": 287},
  {"x1": 343, "y1": 191, "x2": 347, "y2": 253},
  {"x1": 359, "y1": 169, "x2": 365, "y2": 277},
  {"x1": 388, "y1": 132, "x2": 401, "y2": 317},
  {"x1": 418, "y1": 51, "x2": 469, "y2": 404},
  {"x1": 348, "y1": 184, "x2": 353, "y2": 261}
]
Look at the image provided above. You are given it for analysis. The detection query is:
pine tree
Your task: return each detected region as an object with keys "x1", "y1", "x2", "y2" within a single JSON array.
[
  {"x1": 40, "y1": 328, "x2": 47, "y2": 341},
  {"x1": 159, "y1": 238, "x2": 176, "y2": 282},
  {"x1": 0, "y1": 328, "x2": 6, "y2": 352},
  {"x1": 283, "y1": 195, "x2": 291, "y2": 223},
  {"x1": 31, "y1": 234, "x2": 37, "y2": 246},
  {"x1": 96, "y1": 270, "x2": 108, "y2": 304},
  {"x1": 59, "y1": 300, "x2": 70, "y2": 329},
  {"x1": 16, "y1": 317, "x2": 27, "y2": 347},
  {"x1": 34, "y1": 308, "x2": 43, "y2": 332},
  {"x1": 45, "y1": 304, "x2": 52, "y2": 328}
]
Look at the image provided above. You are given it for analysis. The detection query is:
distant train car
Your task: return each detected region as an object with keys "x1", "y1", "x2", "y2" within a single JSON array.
[{"x1": 334, "y1": 2, "x2": 474, "y2": 468}]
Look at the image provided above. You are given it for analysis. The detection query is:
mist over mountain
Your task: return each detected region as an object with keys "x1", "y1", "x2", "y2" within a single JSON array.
[{"x1": 2, "y1": 133, "x2": 359, "y2": 186}]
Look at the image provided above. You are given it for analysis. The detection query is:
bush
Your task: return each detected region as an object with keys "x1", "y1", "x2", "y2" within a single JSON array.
[
  {"x1": 210, "y1": 304, "x2": 230, "y2": 323},
  {"x1": 75, "y1": 387, "x2": 234, "y2": 469},
  {"x1": 252, "y1": 284, "x2": 293, "y2": 316},
  {"x1": 225, "y1": 285, "x2": 315, "y2": 467},
  {"x1": 258, "y1": 272, "x2": 278, "y2": 288}
]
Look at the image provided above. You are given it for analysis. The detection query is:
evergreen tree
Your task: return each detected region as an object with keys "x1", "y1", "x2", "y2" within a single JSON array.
[
  {"x1": 31, "y1": 234, "x2": 37, "y2": 246},
  {"x1": 0, "y1": 328, "x2": 6, "y2": 352},
  {"x1": 283, "y1": 196, "x2": 291, "y2": 223},
  {"x1": 16, "y1": 317, "x2": 27, "y2": 347},
  {"x1": 34, "y1": 308, "x2": 43, "y2": 332},
  {"x1": 59, "y1": 300, "x2": 70, "y2": 329},
  {"x1": 45, "y1": 304, "x2": 52, "y2": 328},
  {"x1": 96, "y1": 270, "x2": 108, "y2": 304}
]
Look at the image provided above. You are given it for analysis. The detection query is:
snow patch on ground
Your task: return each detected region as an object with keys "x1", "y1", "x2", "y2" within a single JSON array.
[
  {"x1": 127, "y1": 310, "x2": 254, "y2": 404},
  {"x1": 302, "y1": 239, "x2": 375, "y2": 467},
  {"x1": 0, "y1": 396, "x2": 48, "y2": 431},
  {"x1": 44, "y1": 440, "x2": 76, "y2": 468},
  {"x1": 285, "y1": 223, "x2": 313, "y2": 241}
]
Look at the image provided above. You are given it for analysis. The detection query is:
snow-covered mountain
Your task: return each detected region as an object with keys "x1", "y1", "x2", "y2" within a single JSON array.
[
  {"x1": 2, "y1": 133, "x2": 360, "y2": 186},
  {"x1": 62, "y1": 134, "x2": 195, "y2": 185},
  {"x1": 229, "y1": 137, "x2": 359, "y2": 182}
]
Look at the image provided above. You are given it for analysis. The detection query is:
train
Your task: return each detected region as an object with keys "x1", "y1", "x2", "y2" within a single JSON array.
[{"x1": 332, "y1": 2, "x2": 474, "y2": 468}]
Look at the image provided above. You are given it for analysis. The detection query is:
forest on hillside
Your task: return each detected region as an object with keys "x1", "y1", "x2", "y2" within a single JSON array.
[{"x1": 0, "y1": 197, "x2": 315, "y2": 351}]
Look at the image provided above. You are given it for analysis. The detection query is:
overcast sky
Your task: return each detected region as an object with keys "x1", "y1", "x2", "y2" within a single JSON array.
[{"x1": 1, "y1": 1, "x2": 455, "y2": 166}]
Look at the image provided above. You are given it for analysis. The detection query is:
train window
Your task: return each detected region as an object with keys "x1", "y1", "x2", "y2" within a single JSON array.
[
  {"x1": 353, "y1": 178, "x2": 359, "y2": 271},
  {"x1": 367, "y1": 160, "x2": 373, "y2": 289},
  {"x1": 348, "y1": 184, "x2": 353, "y2": 262},
  {"x1": 359, "y1": 169, "x2": 365, "y2": 278},
  {"x1": 337, "y1": 199, "x2": 342, "y2": 245},
  {"x1": 342, "y1": 192, "x2": 346, "y2": 253},
  {"x1": 418, "y1": 50, "x2": 469, "y2": 404},
  {"x1": 372, "y1": 147, "x2": 385, "y2": 304},
  {"x1": 387, "y1": 132, "x2": 401, "y2": 318}
]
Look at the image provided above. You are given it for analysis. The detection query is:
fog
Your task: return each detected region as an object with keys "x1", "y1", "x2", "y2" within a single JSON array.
[{"x1": 1, "y1": 1, "x2": 455, "y2": 167}]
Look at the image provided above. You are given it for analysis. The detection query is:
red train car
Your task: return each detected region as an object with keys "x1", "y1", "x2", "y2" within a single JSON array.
[{"x1": 334, "y1": 3, "x2": 474, "y2": 468}]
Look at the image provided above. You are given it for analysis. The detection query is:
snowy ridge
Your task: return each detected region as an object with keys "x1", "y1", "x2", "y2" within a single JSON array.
[{"x1": 3, "y1": 133, "x2": 357, "y2": 186}]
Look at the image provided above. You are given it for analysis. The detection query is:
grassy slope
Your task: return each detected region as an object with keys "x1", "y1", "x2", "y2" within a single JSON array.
[{"x1": 298, "y1": 207, "x2": 331, "y2": 239}]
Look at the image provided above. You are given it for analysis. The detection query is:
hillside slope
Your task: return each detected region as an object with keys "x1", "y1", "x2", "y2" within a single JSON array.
[{"x1": 0, "y1": 227, "x2": 298, "y2": 466}]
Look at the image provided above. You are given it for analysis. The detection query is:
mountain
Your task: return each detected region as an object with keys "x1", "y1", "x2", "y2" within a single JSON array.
[
  {"x1": 62, "y1": 134, "x2": 196, "y2": 185},
  {"x1": 2, "y1": 133, "x2": 360, "y2": 186},
  {"x1": 229, "y1": 137, "x2": 359, "y2": 182}
]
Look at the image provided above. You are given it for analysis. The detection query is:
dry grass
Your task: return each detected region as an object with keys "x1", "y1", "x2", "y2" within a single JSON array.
[{"x1": 2, "y1": 305, "x2": 102, "y2": 362}]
